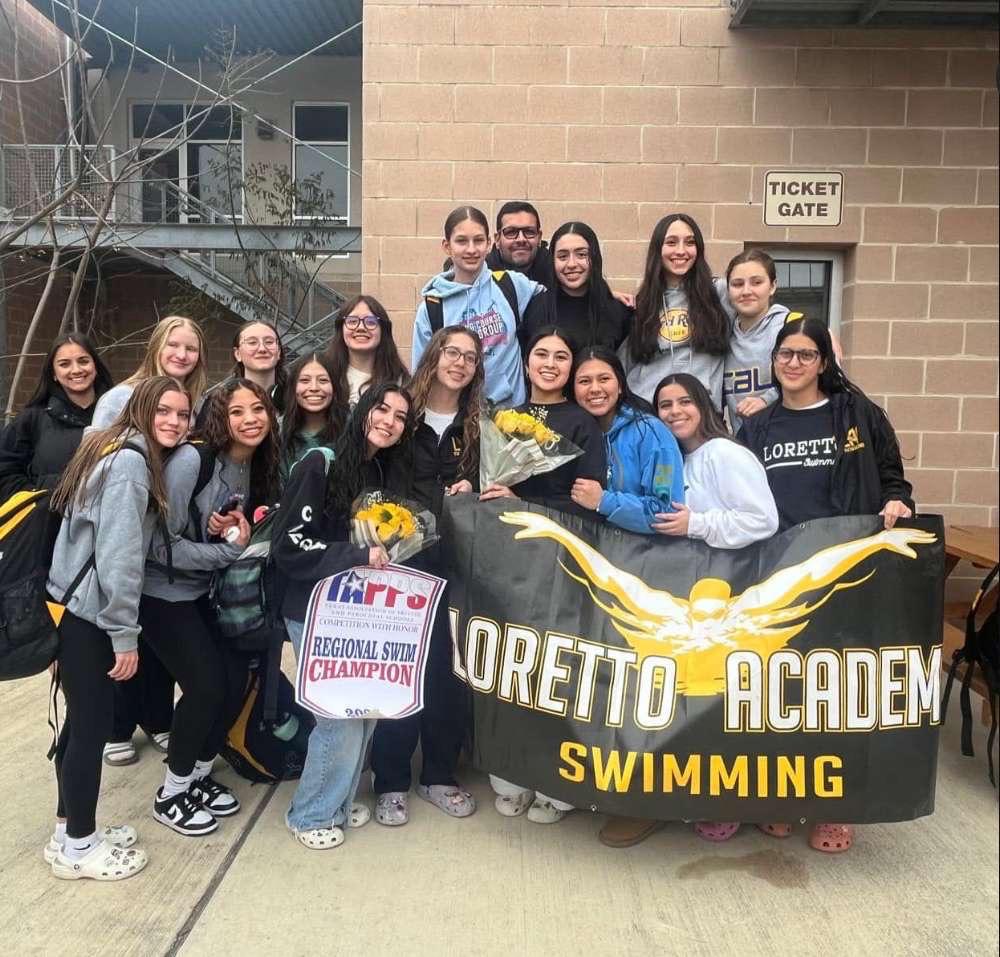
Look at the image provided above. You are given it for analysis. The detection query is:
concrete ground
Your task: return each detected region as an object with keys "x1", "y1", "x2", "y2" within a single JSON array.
[{"x1": 1, "y1": 668, "x2": 997, "y2": 957}]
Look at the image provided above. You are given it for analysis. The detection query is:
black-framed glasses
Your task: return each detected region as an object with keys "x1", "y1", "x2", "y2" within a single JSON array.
[
  {"x1": 773, "y1": 347, "x2": 821, "y2": 365},
  {"x1": 343, "y1": 315, "x2": 380, "y2": 331},
  {"x1": 442, "y1": 345, "x2": 479, "y2": 367},
  {"x1": 500, "y1": 226, "x2": 540, "y2": 240}
]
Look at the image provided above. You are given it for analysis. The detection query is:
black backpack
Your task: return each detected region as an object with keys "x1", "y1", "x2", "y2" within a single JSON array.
[
  {"x1": 424, "y1": 269, "x2": 521, "y2": 334},
  {"x1": 222, "y1": 657, "x2": 315, "y2": 784},
  {"x1": 0, "y1": 441, "x2": 154, "y2": 681},
  {"x1": 942, "y1": 564, "x2": 999, "y2": 785}
]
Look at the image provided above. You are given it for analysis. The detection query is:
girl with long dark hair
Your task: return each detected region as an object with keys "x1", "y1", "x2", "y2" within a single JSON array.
[
  {"x1": 271, "y1": 383, "x2": 414, "y2": 850},
  {"x1": 620, "y1": 214, "x2": 731, "y2": 409},
  {"x1": 44, "y1": 376, "x2": 191, "y2": 880},
  {"x1": 140, "y1": 378, "x2": 280, "y2": 836},
  {"x1": 521, "y1": 222, "x2": 631, "y2": 353},
  {"x1": 326, "y1": 295, "x2": 408, "y2": 406},
  {"x1": 739, "y1": 317, "x2": 913, "y2": 854},
  {"x1": 279, "y1": 353, "x2": 348, "y2": 480},
  {"x1": 568, "y1": 346, "x2": 684, "y2": 533},
  {"x1": 369, "y1": 327, "x2": 484, "y2": 826},
  {"x1": 0, "y1": 333, "x2": 114, "y2": 497}
]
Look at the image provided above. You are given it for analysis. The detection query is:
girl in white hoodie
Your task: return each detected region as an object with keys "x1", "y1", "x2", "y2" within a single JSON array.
[{"x1": 653, "y1": 371, "x2": 778, "y2": 844}]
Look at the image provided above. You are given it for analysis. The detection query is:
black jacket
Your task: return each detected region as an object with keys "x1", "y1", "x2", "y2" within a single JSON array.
[
  {"x1": 271, "y1": 449, "x2": 412, "y2": 622},
  {"x1": 738, "y1": 391, "x2": 914, "y2": 518},
  {"x1": 486, "y1": 244, "x2": 552, "y2": 287},
  {"x1": 0, "y1": 388, "x2": 95, "y2": 498},
  {"x1": 405, "y1": 408, "x2": 478, "y2": 519}
]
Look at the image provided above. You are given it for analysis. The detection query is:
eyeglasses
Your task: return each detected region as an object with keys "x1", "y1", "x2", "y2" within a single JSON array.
[
  {"x1": 344, "y1": 315, "x2": 380, "y2": 331},
  {"x1": 773, "y1": 348, "x2": 821, "y2": 365},
  {"x1": 500, "y1": 226, "x2": 540, "y2": 240},
  {"x1": 240, "y1": 337, "x2": 278, "y2": 350},
  {"x1": 442, "y1": 345, "x2": 479, "y2": 367}
]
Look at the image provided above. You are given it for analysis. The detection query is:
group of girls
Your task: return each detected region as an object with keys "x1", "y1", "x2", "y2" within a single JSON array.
[{"x1": 9, "y1": 199, "x2": 914, "y2": 882}]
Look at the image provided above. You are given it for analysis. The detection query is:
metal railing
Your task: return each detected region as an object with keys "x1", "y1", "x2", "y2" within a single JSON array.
[{"x1": 0, "y1": 145, "x2": 117, "y2": 221}]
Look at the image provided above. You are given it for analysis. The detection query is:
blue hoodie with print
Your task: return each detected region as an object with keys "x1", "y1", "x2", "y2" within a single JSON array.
[
  {"x1": 597, "y1": 409, "x2": 685, "y2": 534},
  {"x1": 413, "y1": 263, "x2": 542, "y2": 406}
]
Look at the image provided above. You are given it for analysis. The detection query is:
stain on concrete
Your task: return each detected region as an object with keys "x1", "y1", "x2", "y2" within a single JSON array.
[{"x1": 676, "y1": 849, "x2": 809, "y2": 889}]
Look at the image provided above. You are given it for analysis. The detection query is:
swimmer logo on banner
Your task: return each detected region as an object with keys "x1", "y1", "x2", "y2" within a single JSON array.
[
  {"x1": 297, "y1": 564, "x2": 446, "y2": 720},
  {"x1": 440, "y1": 499, "x2": 945, "y2": 822}
]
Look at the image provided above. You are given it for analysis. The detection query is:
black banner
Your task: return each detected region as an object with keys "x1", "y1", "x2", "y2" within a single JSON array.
[{"x1": 440, "y1": 498, "x2": 945, "y2": 822}]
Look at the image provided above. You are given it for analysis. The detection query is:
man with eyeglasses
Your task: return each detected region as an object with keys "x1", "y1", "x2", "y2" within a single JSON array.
[{"x1": 486, "y1": 201, "x2": 551, "y2": 285}]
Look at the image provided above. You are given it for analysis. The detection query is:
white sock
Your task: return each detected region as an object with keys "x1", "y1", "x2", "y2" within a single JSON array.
[
  {"x1": 63, "y1": 831, "x2": 97, "y2": 861},
  {"x1": 53, "y1": 821, "x2": 67, "y2": 843},
  {"x1": 161, "y1": 769, "x2": 194, "y2": 800},
  {"x1": 192, "y1": 759, "x2": 214, "y2": 781}
]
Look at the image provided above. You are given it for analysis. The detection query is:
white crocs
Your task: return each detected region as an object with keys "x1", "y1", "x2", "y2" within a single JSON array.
[
  {"x1": 292, "y1": 826, "x2": 344, "y2": 850},
  {"x1": 527, "y1": 798, "x2": 566, "y2": 824},
  {"x1": 44, "y1": 824, "x2": 138, "y2": 864},
  {"x1": 51, "y1": 839, "x2": 147, "y2": 881},
  {"x1": 494, "y1": 791, "x2": 533, "y2": 818},
  {"x1": 347, "y1": 802, "x2": 371, "y2": 828}
]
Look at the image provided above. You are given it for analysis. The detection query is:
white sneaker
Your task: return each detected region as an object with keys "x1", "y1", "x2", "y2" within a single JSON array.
[
  {"x1": 527, "y1": 798, "x2": 566, "y2": 824},
  {"x1": 43, "y1": 824, "x2": 138, "y2": 864},
  {"x1": 153, "y1": 787, "x2": 217, "y2": 836},
  {"x1": 51, "y1": 839, "x2": 147, "y2": 881}
]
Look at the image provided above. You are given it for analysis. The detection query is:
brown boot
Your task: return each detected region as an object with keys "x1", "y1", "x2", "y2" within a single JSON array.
[{"x1": 598, "y1": 816, "x2": 665, "y2": 848}]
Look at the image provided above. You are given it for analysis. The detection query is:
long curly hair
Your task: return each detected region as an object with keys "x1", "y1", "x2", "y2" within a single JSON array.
[
  {"x1": 51, "y1": 376, "x2": 187, "y2": 515},
  {"x1": 124, "y1": 315, "x2": 208, "y2": 406},
  {"x1": 326, "y1": 295, "x2": 408, "y2": 405},
  {"x1": 195, "y1": 377, "x2": 281, "y2": 509},
  {"x1": 405, "y1": 327, "x2": 484, "y2": 481},
  {"x1": 280, "y1": 352, "x2": 348, "y2": 463},
  {"x1": 324, "y1": 382, "x2": 414, "y2": 520},
  {"x1": 628, "y1": 214, "x2": 730, "y2": 363}
]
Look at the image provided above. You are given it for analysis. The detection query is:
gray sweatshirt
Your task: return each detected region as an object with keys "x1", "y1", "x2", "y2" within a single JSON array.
[
  {"x1": 619, "y1": 278, "x2": 731, "y2": 411},
  {"x1": 143, "y1": 443, "x2": 246, "y2": 601},
  {"x1": 90, "y1": 382, "x2": 135, "y2": 430},
  {"x1": 46, "y1": 435, "x2": 156, "y2": 654},
  {"x1": 723, "y1": 304, "x2": 795, "y2": 434}
]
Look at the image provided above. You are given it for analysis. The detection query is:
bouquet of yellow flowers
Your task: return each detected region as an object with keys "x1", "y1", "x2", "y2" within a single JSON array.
[
  {"x1": 350, "y1": 490, "x2": 438, "y2": 563},
  {"x1": 479, "y1": 403, "x2": 584, "y2": 488}
]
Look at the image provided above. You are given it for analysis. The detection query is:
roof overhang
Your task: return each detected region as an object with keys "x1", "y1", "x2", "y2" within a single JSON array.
[
  {"x1": 26, "y1": 0, "x2": 362, "y2": 65},
  {"x1": 730, "y1": 0, "x2": 999, "y2": 29}
]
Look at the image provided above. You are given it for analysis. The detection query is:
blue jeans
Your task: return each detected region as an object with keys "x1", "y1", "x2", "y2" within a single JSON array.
[{"x1": 285, "y1": 619, "x2": 376, "y2": 831}]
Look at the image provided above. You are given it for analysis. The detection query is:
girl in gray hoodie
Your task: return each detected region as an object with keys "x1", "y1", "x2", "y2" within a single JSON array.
[
  {"x1": 142, "y1": 379, "x2": 282, "y2": 838},
  {"x1": 45, "y1": 376, "x2": 191, "y2": 881},
  {"x1": 619, "y1": 214, "x2": 731, "y2": 411}
]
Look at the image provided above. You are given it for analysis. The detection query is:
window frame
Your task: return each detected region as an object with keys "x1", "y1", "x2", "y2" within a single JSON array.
[
  {"x1": 758, "y1": 247, "x2": 844, "y2": 335},
  {"x1": 129, "y1": 101, "x2": 244, "y2": 223},
  {"x1": 291, "y1": 100, "x2": 351, "y2": 225}
]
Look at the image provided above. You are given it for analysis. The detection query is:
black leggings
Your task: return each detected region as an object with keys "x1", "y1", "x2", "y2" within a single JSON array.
[
  {"x1": 109, "y1": 634, "x2": 175, "y2": 743},
  {"x1": 139, "y1": 595, "x2": 248, "y2": 778},
  {"x1": 371, "y1": 598, "x2": 469, "y2": 793},
  {"x1": 54, "y1": 610, "x2": 116, "y2": 838}
]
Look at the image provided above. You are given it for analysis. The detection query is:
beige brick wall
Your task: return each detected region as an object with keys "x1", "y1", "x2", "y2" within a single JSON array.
[{"x1": 362, "y1": 1, "x2": 998, "y2": 548}]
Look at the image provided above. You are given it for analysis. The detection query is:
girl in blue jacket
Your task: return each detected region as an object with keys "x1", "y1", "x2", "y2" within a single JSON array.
[{"x1": 569, "y1": 346, "x2": 684, "y2": 531}]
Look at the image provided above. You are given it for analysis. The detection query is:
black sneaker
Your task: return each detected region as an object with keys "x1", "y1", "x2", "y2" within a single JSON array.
[
  {"x1": 190, "y1": 775, "x2": 241, "y2": 817},
  {"x1": 153, "y1": 787, "x2": 218, "y2": 836}
]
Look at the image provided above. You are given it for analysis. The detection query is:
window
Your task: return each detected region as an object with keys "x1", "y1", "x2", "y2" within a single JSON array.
[
  {"x1": 293, "y1": 103, "x2": 349, "y2": 221},
  {"x1": 131, "y1": 104, "x2": 242, "y2": 222},
  {"x1": 760, "y1": 248, "x2": 843, "y2": 333}
]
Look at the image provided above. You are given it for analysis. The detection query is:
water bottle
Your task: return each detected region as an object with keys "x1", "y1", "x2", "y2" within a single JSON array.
[{"x1": 272, "y1": 713, "x2": 300, "y2": 741}]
